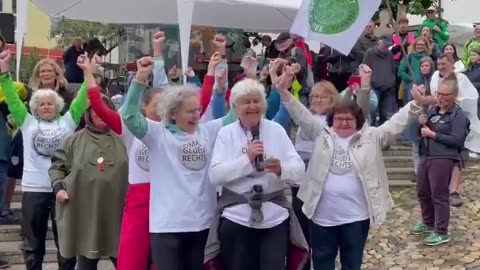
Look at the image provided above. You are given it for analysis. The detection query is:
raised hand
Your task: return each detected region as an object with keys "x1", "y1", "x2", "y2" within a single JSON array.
[
  {"x1": 268, "y1": 58, "x2": 289, "y2": 85},
  {"x1": 152, "y1": 31, "x2": 166, "y2": 56},
  {"x1": 276, "y1": 64, "x2": 295, "y2": 91},
  {"x1": 291, "y1": 63, "x2": 301, "y2": 74},
  {"x1": 78, "y1": 53, "x2": 103, "y2": 74},
  {"x1": 184, "y1": 67, "x2": 196, "y2": 78},
  {"x1": 0, "y1": 50, "x2": 12, "y2": 73},
  {"x1": 358, "y1": 64, "x2": 372, "y2": 88},
  {"x1": 207, "y1": 52, "x2": 222, "y2": 75},
  {"x1": 212, "y1": 34, "x2": 226, "y2": 47},
  {"x1": 168, "y1": 65, "x2": 178, "y2": 80},
  {"x1": 259, "y1": 65, "x2": 269, "y2": 81},
  {"x1": 136, "y1": 57, "x2": 155, "y2": 83},
  {"x1": 411, "y1": 84, "x2": 426, "y2": 106}
]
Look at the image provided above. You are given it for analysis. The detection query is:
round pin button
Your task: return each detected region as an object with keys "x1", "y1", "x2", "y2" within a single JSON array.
[{"x1": 97, "y1": 157, "x2": 104, "y2": 163}]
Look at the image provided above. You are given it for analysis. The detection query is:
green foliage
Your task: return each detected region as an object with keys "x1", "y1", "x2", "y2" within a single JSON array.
[
  {"x1": 375, "y1": 0, "x2": 439, "y2": 21},
  {"x1": 12, "y1": 48, "x2": 42, "y2": 82},
  {"x1": 50, "y1": 18, "x2": 122, "y2": 50}
]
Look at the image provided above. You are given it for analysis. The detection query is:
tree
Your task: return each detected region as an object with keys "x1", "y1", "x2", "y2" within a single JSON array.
[{"x1": 50, "y1": 17, "x2": 124, "y2": 53}]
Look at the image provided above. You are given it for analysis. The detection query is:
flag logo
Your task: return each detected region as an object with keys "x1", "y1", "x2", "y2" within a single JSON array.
[{"x1": 309, "y1": 0, "x2": 360, "y2": 35}]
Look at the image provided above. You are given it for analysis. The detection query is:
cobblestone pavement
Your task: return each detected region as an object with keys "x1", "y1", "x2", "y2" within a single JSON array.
[
  {"x1": 36, "y1": 166, "x2": 480, "y2": 270},
  {"x1": 362, "y1": 165, "x2": 480, "y2": 270}
]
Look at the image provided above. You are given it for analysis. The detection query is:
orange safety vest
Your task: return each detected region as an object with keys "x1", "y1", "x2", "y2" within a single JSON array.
[{"x1": 392, "y1": 33, "x2": 415, "y2": 61}]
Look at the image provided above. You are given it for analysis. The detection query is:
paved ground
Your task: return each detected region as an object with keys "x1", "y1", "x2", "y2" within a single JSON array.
[
  {"x1": 362, "y1": 164, "x2": 480, "y2": 270},
  {"x1": 9, "y1": 165, "x2": 480, "y2": 270}
]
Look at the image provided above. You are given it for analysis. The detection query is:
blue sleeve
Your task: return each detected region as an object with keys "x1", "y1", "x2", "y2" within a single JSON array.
[
  {"x1": 152, "y1": 57, "x2": 170, "y2": 89},
  {"x1": 273, "y1": 99, "x2": 291, "y2": 131},
  {"x1": 187, "y1": 75, "x2": 203, "y2": 89},
  {"x1": 212, "y1": 90, "x2": 227, "y2": 119},
  {"x1": 265, "y1": 89, "x2": 280, "y2": 120}
]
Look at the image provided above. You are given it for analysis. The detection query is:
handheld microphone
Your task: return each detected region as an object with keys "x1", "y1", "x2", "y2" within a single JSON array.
[{"x1": 250, "y1": 126, "x2": 264, "y2": 172}]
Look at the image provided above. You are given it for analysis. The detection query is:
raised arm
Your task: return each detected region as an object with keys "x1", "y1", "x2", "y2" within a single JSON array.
[
  {"x1": 374, "y1": 85, "x2": 424, "y2": 147},
  {"x1": 67, "y1": 53, "x2": 92, "y2": 125},
  {"x1": 0, "y1": 51, "x2": 29, "y2": 126},
  {"x1": 275, "y1": 60, "x2": 323, "y2": 141},
  {"x1": 152, "y1": 31, "x2": 170, "y2": 90},
  {"x1": 200, "y1": 52, "x2": 223, "y2": 116},
  {"x1": 81, "y1": 55, "x2": 122, "y2": 134},
  {"x1": 120, "y1": 57, "x2": 154, "y2": 139}
]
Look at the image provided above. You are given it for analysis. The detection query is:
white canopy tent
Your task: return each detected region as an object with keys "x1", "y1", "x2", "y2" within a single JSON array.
[{"x1": 30, "y1": 0, "x2": 301, "y2": 78}]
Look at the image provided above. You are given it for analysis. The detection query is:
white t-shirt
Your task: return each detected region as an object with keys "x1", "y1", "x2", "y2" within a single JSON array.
[
  {"x1": 312, "y1": 135, "x2": 370, "y2": 227},
  {"x1": 209, "y1": 120, "x2": 305, "y2": 229},
  {"x1": 21, "y1": 113, "x2": 77, "y2": 192},
  {"x1": 141, "y1": 119, "x2": 223, "y2": 233},
  {"x1": 295, "y1": 114, "x2": 327, "y2": 159},
  {"x1": 121, "y1": 120, "x2": 151, "y2": 185}
]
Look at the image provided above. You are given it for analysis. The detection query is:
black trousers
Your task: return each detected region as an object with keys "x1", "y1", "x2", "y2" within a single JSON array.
[
  {"x1": 77, "y1": 256, "x2": 117, "y2": 270},
  {"x1": 21, "y1": 192, "x2": 77, "y2": 270},
  {"x1": 219, "y1": 218, "x2": 289, "y2": 270},
  {"x1": 150, "y1": 230, "x2": 209, "y2": 270},
  {"x1": 291, "y1": 186, "x2": 311, "y2": 270}
]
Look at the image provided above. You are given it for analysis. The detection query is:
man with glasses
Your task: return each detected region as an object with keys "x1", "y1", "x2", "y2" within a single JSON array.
[
  {"x1": 462, "y1": 24, "x2": 480, "y2": 68},
  {"x1": 418, "y1": 6, "x2": 449, "y2": 50}
]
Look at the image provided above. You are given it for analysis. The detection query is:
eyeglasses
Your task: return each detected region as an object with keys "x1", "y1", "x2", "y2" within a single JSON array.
[
  {"x1": 333, "y1": 117, "x2": 355, "y2": 123},
  {"x1": 435, "y1": 91, "x2": 454, "y2": 98},
  {"x1": 311, "y1": 95, "x2": 331, "y2": 100},
  {"x1": 183, "y1": 108, "x2": 202, "y2": 115}
]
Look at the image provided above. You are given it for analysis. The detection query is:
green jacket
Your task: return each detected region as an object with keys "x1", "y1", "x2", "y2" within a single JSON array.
[
  {"x1": 418, "y1": 19, "x2": 449, "y2": 50},
  {"x1": 463, "y1": 38, "x2": 480, "y2": 68},
  {"x1": 50, "y1": 110, "x2": 129, "y2": 259},
  {"x1": 398, "y1": 53, "x2": 427, "y2": 101}
]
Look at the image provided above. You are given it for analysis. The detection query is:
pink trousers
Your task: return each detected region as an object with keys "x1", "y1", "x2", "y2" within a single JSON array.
[{"x1": 117, "y1": 183, "x2": 154, "y2": 270}]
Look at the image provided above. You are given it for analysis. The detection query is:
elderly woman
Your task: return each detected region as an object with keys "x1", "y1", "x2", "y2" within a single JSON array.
[
  {"x1": 0, "y1": 51, "x2": 88, "y2": 269},
  {"x1": 6, "y1": 58, "x2": 73, "y2": 217},
  {"x1": 276, "y1": 64, "x2": 425, "y2": 270},
  {"x1": 49, "y1": 56, "x2": 128, "y2": 270},
  {"x1": 90, "y1": 36, "x2": 220, "y2": 269},
  {"x1": 207, "y1": 78, "x2": 306, "y2": 270},
  {"x1": 411, "y1": 72, "x2": 469, "y2": 246},
  {"x1": 121, "y1": 54, "x2": 224, "y2": 270}
]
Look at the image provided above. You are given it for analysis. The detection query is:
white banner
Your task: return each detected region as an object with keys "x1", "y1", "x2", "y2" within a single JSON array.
[{"x1": 290, "y1": 0, "x2": 381, "y2": 55}]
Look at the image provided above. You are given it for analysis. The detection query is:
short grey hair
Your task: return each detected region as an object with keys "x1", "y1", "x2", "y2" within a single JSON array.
[
  {"x1": 229, "y1": 78, "x2": 267, "y2": 110},
  {"x1": 29, "y1": 89, "x2": 65, "y2": 117},
  {"x1": 158, "y1": 84, "x2": 199, "y2": 124}
]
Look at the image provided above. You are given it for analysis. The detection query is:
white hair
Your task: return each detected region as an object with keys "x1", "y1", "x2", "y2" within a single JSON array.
[
  {"x1": 29, "y1": 89, "x2": 65, "y2": 117},
  {"x1": 229, "y1": 78, "x2": 267, "y2": 110},
  {"x1": 158, "y1": 84, "x2": 199, "y2": 124}
]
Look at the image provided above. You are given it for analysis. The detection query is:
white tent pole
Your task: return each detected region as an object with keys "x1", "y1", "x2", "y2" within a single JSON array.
[{"x1": 177, "y1": 0, "x2": 194, "y2": 84}]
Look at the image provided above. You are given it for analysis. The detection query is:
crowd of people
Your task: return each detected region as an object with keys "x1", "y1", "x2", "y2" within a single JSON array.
[{"x1": 0, "y1": 5, "x2": 478, "y2": 270}]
